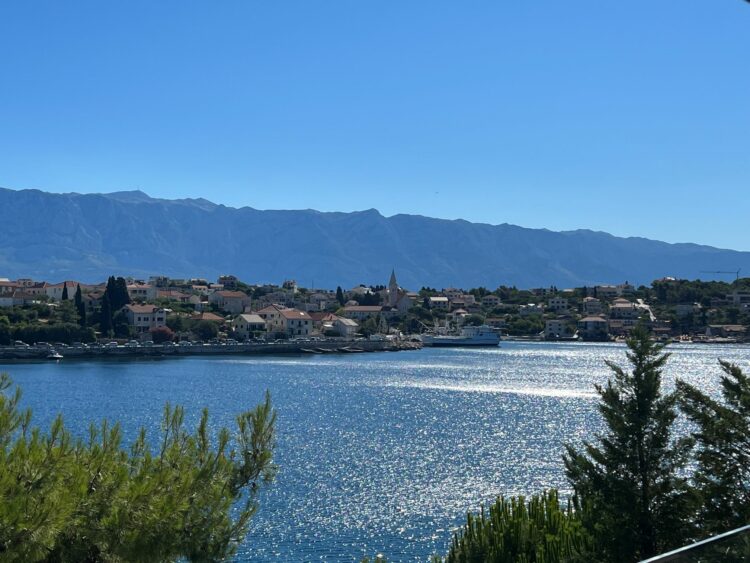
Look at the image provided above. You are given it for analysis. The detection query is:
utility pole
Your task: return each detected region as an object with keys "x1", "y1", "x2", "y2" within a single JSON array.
[{"x1": 699, "y1": 269, "x2": 741, "y2": 282}]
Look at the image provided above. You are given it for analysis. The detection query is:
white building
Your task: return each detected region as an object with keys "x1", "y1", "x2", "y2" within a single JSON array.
[
  {"x1": 547, "y1": 297, "x2": 569, "y2": 312},
  {"x1": 257, "y1": 304, "x2": 288, "y2": 333},
  {"x1": 582, "y1": 297, "x2": 602, "y2": 316},
  {"x1": 279, "y1": 309, "x2": 312, "y2": 337},
  {"x1": 342, "y1": 305, "x2": 383, "y2": 320},
  {"x1": 122, "y1": 304, "x2": 167, "y2": 335},
  {"x1": 334, "y1": 317, "x2": 359, "y2": 338},
  {"x1": 578, "y1": 316, "x2": 609, "y2": 341},
  {"x1": 482, "y1": 294, "x2": 501, "y2": 308},
  {"x1": 428, "y1": 297, "x2": 449, "y2": 311},
  {"x1": 234, "y1": 314, "x2": 267, "y2": 340},
  {"x1": 545, "y1": 318, "x2": 573, "y2": 339},
  {"x1": 209, "y1": 290, "x2": 251, "y2": 314}
]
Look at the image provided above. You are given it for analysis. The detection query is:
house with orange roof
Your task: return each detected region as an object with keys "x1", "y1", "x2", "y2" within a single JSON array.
[
  {"x1": 122, "y1": 304, "x2": 167, "y2": 335},
  {"x1": 233, "y1": 313, "x2": 267, "y2": 340},
  {"x1": 278, "y1": 308, "x2": 312, "y2": 337},
  {"x1": 208, "y1": 290, "x2": 251, "y2": 314}
]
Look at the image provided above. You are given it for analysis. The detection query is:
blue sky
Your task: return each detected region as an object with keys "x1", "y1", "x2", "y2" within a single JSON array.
[{"x1": 1, "y1": 1, "x2": 748, "y2": 249}]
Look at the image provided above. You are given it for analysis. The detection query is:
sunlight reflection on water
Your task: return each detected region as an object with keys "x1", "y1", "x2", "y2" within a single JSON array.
[{"x1": 5, "y1": 341, "x2": 750, "y2": 561}]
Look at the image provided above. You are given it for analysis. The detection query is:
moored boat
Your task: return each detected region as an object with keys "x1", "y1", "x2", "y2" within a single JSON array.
[{"x1": 421, "y1": 325, "x2": 500, "y2": 347}]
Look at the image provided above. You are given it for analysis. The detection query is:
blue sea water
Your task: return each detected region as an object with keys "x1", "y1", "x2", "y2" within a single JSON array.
[{"x1": 3, "y1": 341, "x2": 749, "y2": 561}]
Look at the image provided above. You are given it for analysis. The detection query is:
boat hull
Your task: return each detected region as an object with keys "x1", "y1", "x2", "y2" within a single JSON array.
[{"x1": 421, "y1": 336, "x2": 500, "y2": 347}]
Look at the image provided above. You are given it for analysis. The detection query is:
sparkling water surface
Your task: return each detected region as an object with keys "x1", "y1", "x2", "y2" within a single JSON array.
[{"x1": 3, "y1": 341, "x2": 750, "y2": 561}]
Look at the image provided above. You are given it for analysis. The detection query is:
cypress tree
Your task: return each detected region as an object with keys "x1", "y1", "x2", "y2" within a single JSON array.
[
  {"x1": 677, "y1": 361, "x2": 750, "y2": 535},
  {"x1": 105, "y1": 276, "x2": 116, "y2": 302},
  {"x1": 563, "y1": 326, "x2": 696, "y2": 562},
  {"x1": 103, "y1": 276, "x2": 131, "y2": 315},
  {"x1": 61, "y1": 282, "x2": 69, "y2": 301},
  {"x1": 100, "y1": 292, "x2": 113, "y2": 337},
  {"x1": 114, "y1": 277, "x2": 131, "y2": 309},
  {"x1": 336, "y1": 286, "x2": 345, "y2": 306},
  {"x1": 74, "y1": 284, "x2": 86, "y2": 328}
]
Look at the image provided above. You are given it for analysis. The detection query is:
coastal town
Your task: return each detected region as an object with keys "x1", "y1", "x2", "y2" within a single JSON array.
[{"x1": 1, "y1": 269, "x2": 749, "y2": 356}]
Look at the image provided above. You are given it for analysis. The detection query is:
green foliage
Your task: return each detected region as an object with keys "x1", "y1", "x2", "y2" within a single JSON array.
[
  {"x1": 112, "y1": 310, "x2": 132, "y2": 339},
  {"x1": 439, "y1": 490, "x2": 592, "y2": 563},
  {"x1": 0, "y1": 316, "x2": 10, "y2": 345},
  {"x1": 11, "y1": 323, "x2": 95, "y2": 345},
  {"x1": 99, "y1": 292, "x2": 113, "y2": 337},
  {"x1": 166, "y1": 314, "x2": 188, "y2": 333},
  {"x1": 463, "y1": 314, "x2": 485, "y2": 326},
  {"x1": 353, "y1": 292, "x2": 381, "y2": 306},
  {"x1": 0, "y1": 373, "x2": 276, "y2": 562},
  {"x1": 193, "y1": 319, "x2": 219, "y2": 341},
  {"x1": 336, "y1": 286, "x2": 345, "y2": 306},
  {"x1": 53, "y1": 301, "x2": 80, "y2": 325},
  {"x1": 505, "y1": 315, "x2": 544, "y2": 336},
  {"x1": 419, "y1": 287, "x2": 439, "y2": 298},
  {"x1": 677, "y1": 361, "x2": 750, "y2": 535},
  {"x1": 73, "y1": 285, "x2": 86, "y2": 328},
  {"x1": 563, "y1": 326, "x2": 696, "y2": 562},
  {"x1": 106, "y1": 276, "x2": 131, "y2": 311},
  {"x1": 61, "y1": 283, "x2": 69, "y2": 301},
  {"x1": 649, "y1": 279, "x2": 730, "y2": 307},
  {"x1": 358, "y1": 317, "x2": 379, "y2": 337}
]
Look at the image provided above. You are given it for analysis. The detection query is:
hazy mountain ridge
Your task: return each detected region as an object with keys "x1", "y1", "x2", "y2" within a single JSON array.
[{"x1": 1, "y1": 187, "x2": 748, "y2": 289}]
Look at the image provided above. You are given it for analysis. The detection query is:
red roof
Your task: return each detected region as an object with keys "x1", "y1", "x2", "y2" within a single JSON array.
[
  {"x1": 216, "y1": 290, "x2": 248, "y2": 299},
  {"x1": 279, "y1": 309, "x2": 312, "y2": 320},
  {"x1": 344, "y1": 306, "x2": 382, "y2": 312},
  {"x1": 125, "y1": 304, "x2": 163, "y2": 314}
]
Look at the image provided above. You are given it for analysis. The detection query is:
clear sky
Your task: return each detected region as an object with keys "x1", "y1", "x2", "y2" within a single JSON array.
[{"x1": 1, "y1": 1, "x2": 748, "y2": 249}]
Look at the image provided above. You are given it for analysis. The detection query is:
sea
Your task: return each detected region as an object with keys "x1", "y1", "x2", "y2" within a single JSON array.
[{"x1": 3, "y1": 341, "x2": 749, "y2": 561}]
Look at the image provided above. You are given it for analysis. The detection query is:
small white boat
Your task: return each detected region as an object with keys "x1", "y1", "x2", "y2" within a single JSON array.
[
  {"x1": 421, "y1": 325, "x2": 501, "y2": 347},
  {"x1": 47, "y1": 351, "x2": 64, "y2": 360}
]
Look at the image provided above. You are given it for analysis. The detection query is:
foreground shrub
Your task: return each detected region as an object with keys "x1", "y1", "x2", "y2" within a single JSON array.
[
  {"x1": 564, "y1": 327, "x2": 696, "y2": 561},
  {"x1": 441, "y1": 490, "x2": 591, "y2": 563},
  {"x1": 678, "y1": 360, "x2": 750, "y2": 535},
  {"x1": 0, "y1": 373, "x2": 276, "y2": 562}
]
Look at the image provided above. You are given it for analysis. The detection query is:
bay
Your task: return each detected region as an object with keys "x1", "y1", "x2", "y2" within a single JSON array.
[{"x1": 3, "y1": 341, "x2": 749, "y2": 561}]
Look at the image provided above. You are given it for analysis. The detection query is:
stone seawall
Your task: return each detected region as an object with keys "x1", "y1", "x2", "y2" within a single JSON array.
[{"x1": 0, "y1": 340, "x2": 422, "y2": 361}]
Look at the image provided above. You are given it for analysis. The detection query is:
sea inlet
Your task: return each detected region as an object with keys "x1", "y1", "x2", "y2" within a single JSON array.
[{"x1": 5, "y1": 341, "x2": 748, "y2": 561}]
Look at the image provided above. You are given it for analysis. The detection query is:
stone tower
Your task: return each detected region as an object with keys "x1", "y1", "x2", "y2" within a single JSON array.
[{"x1": 388, "y1": 269, "x2": 399, "y2": 307}]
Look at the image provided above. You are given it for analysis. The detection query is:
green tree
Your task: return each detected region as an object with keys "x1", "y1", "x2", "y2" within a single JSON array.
[
  {"x1": 358, "y1": 317, "x2": 378, "y2": 337},
  {"x1": 112, "y1": 310, "x2": 132, "y2": 338},
  {"x1": 54, "y1": 301, "x2": 80, "y2": 325},
  {"x1": 100, "y1": 292, "x2": 113, "y2": 337},
  {"x1": 463, "y1": 314, "x2": 485, "y2": 326},
  {"x1": 336, "y1": 286, "x2": 345, "y2": 306},
  {"x1": 0, "y1": 373, "x2": 276, "y2": 562},
  {"x1": 193, "y1": 320, "x2": 219, "y2": 341},
  {"x1": 563, "y1": 327, "x2": 696, "y2": 562},
  {"x1": 114, "y1": 277, "x2": 131, "y2": 309},
  {"x1": 104, "y1": 276, "x2": 130, "y2": 312},
  {"x1": 61, "y1": 282, "x2": 69, "y2": 301},
  {"x1": 439, "y1": 490, "x2": 592, "y2": 563},
  {"x1": 0, "y1": 316, "x2": 10, "y2": 345},
  {"x1": 677, "y1": 361, "x2": 750, "y2": 535},
  {"x1": 73, "y1": 284, "x2": 86, "y2": 328},
  {"x1": 166, "y1": 314, "x2": 187, "y2": 333}
]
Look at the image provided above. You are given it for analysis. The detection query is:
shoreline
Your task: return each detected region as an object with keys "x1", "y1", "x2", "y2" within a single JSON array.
[{"x1": 0, "y1": 339, "x2": 422, "y2": 362}]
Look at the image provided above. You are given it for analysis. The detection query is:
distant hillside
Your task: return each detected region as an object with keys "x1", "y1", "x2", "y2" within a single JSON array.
[{"x1": 1, "y1": 187, "x2": 748, "y2": 289}]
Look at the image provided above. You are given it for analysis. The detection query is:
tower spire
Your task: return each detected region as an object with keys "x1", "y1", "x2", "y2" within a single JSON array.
[{"x1": 388, "y1": 268, "x2": 399, "y2": 307}]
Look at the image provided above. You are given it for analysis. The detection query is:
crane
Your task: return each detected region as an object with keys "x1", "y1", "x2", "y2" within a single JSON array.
[{"x1": 699, "y1": 269, "x2": 741, "y2": 281}]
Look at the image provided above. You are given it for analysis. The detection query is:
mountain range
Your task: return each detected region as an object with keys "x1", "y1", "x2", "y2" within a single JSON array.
[{"x1": 1, "y1": 187, "x2": 748, "y2": 290}]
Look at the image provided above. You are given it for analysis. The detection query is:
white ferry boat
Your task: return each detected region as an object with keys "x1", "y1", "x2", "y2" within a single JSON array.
[{"x1": 421, "y1": 325, "x2": 500, "y2": 347}]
